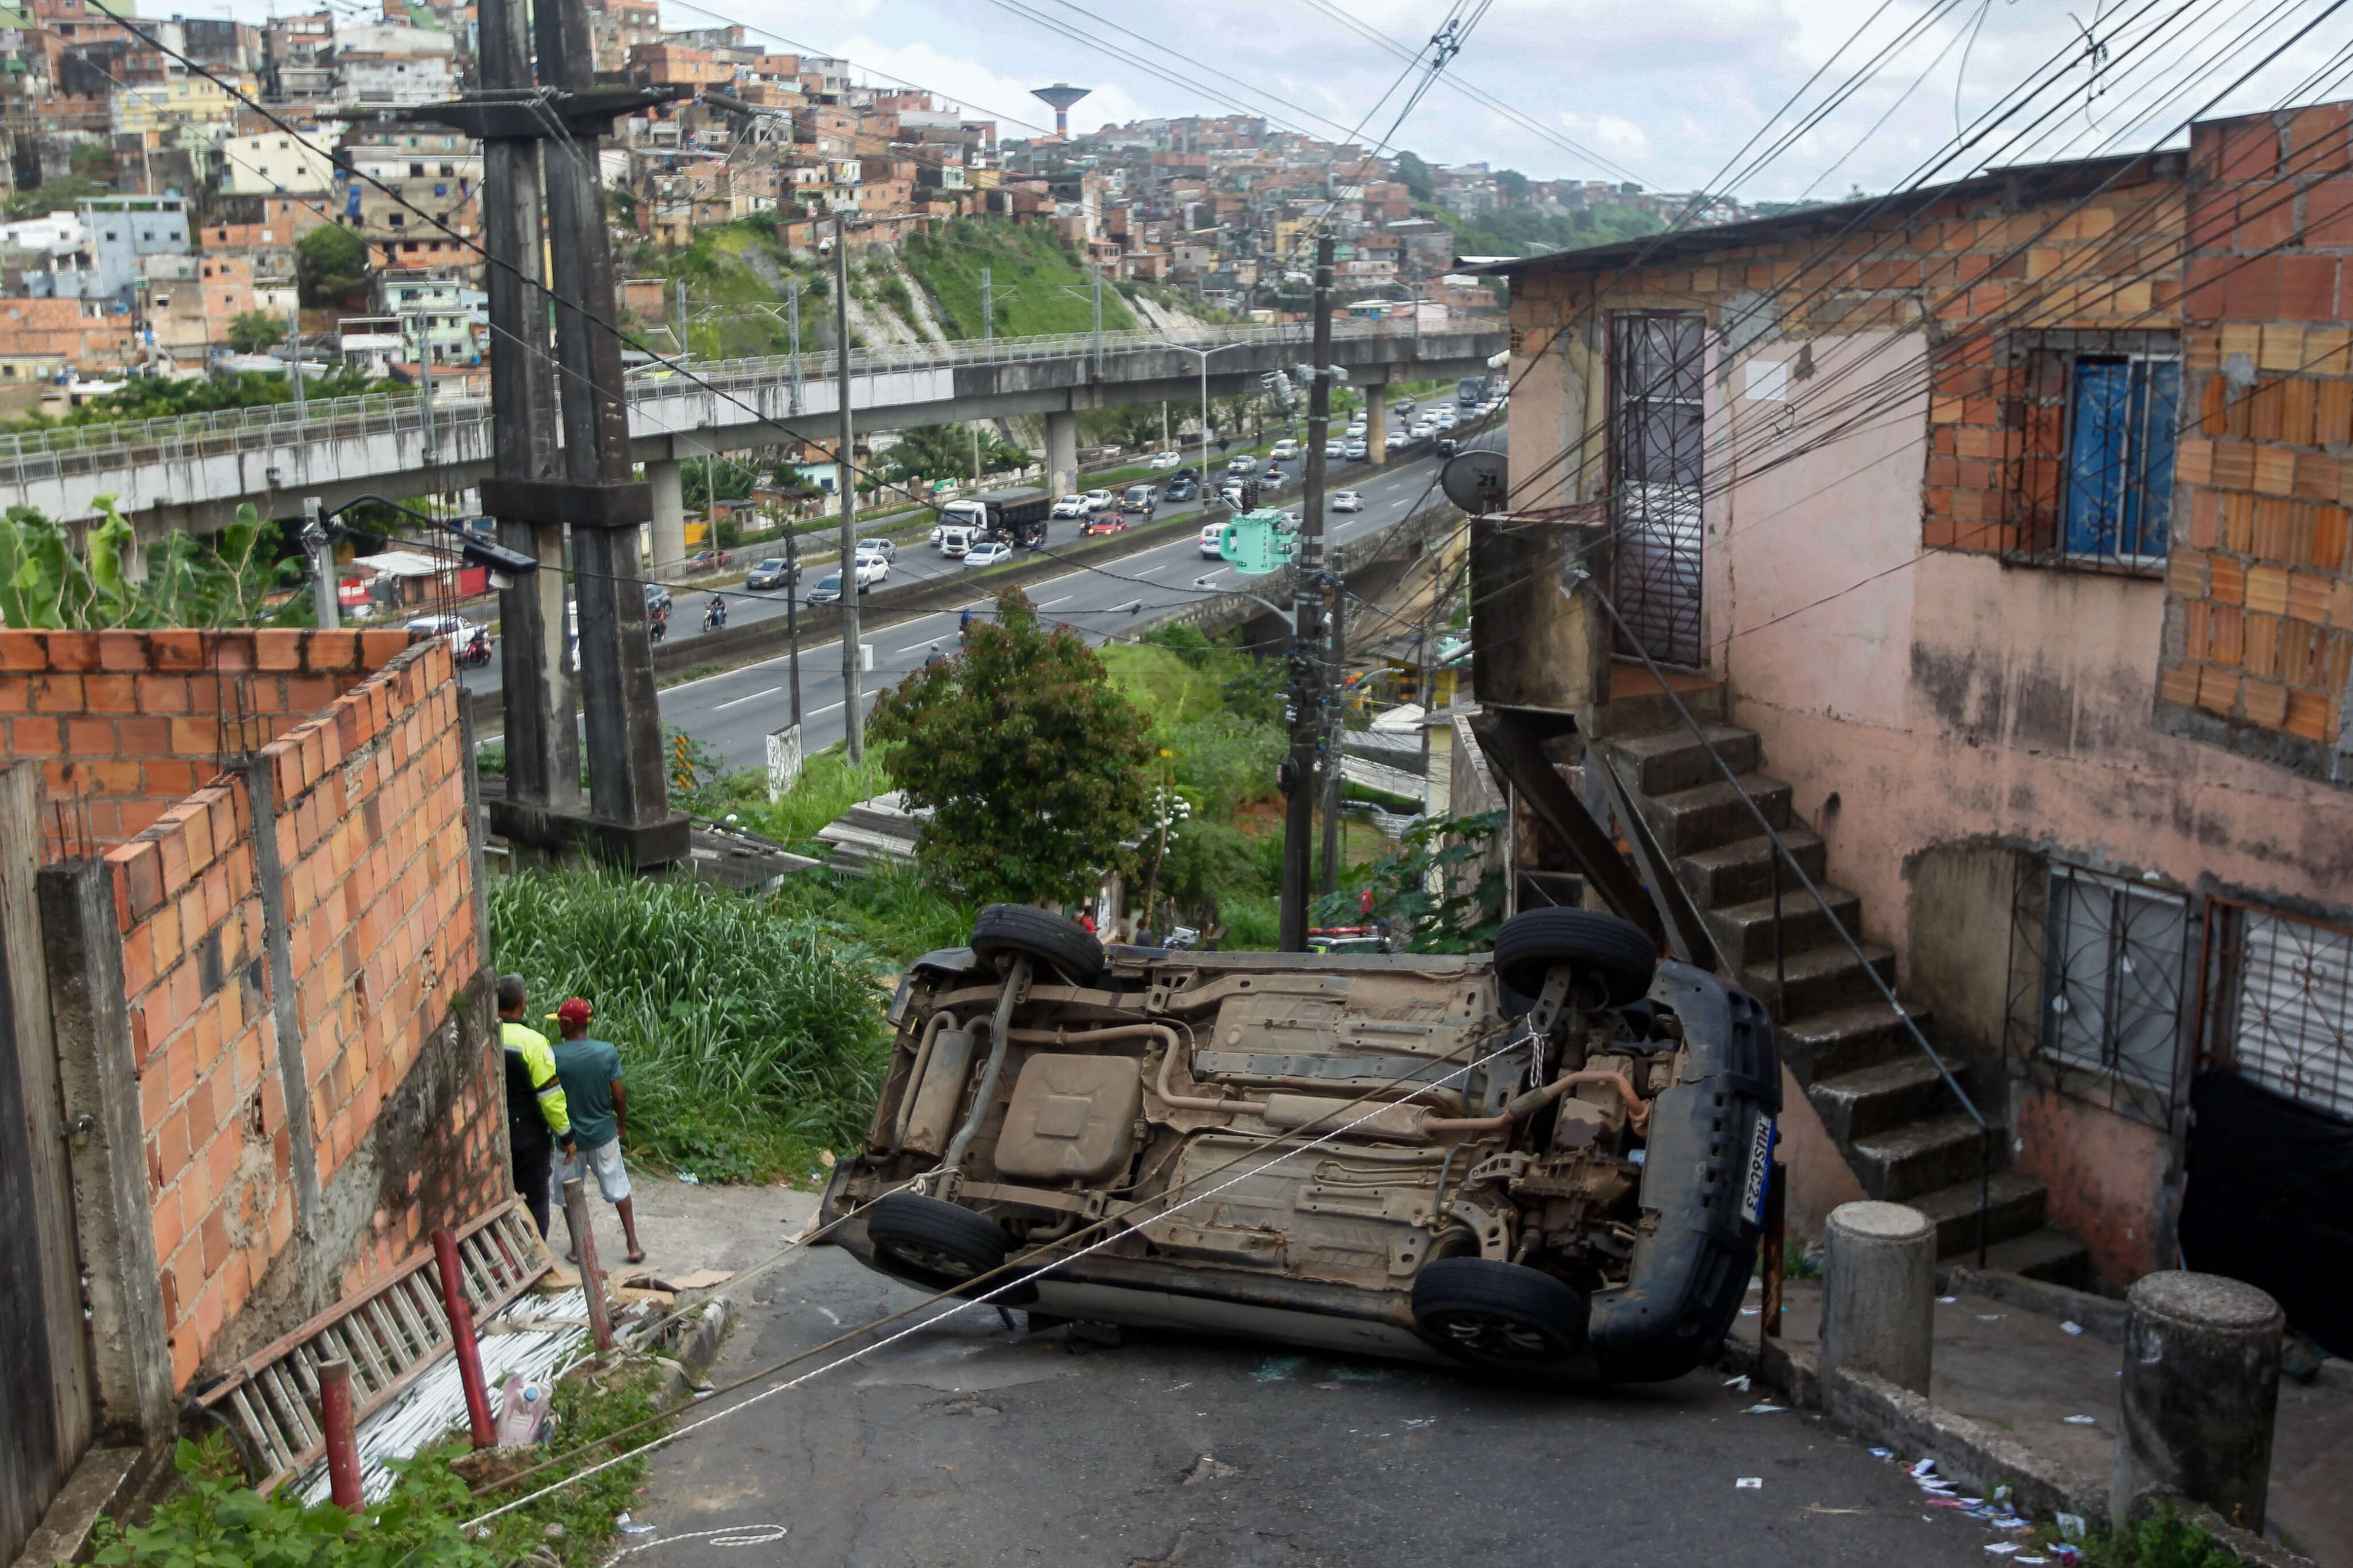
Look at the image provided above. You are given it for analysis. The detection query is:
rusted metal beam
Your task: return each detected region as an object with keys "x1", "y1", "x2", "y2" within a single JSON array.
[{"x1": 1467, "y1": 710, "x2": 1662, "y2": 951}]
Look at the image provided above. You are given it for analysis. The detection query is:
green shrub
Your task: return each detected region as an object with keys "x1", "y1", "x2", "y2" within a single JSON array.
[
  {"x1": 93, "y1": 1440, "x2": 490, "y2": 1568},
  {"x1": 489, "y1": 868, "x2": 890, "y2": 1180}
]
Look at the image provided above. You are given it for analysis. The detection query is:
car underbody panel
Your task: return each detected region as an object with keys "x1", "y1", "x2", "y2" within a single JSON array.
[{"x1": 821, "y1": 922, "x2": 1780, "y2": 1385}]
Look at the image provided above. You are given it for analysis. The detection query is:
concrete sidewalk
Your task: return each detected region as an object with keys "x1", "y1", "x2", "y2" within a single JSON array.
[{"x1": 1744, "y1": 1274, "x2": 2350, "y2": 1565}]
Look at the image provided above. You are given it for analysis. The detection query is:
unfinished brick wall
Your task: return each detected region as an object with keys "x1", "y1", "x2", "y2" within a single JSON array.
[
  {"x1": 1503, "y1": 153, "x2": 2184, "y2": 550},
  {"x1": 2157, "y1": 106, "x2": 2353, "y2": 774},
  {"x1": 1, "y1": 628, "x2": 414, "y2": 856},
  {"x1": 0, "y1": 628, "x2": 504, "y2": 1392}
]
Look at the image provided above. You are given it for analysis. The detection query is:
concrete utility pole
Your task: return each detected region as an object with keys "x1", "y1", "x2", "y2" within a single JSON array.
[
  {"x1": 786, "y1": 277, "x2": 801, "y2": 415},
  {"x1": 981, "y1": 265, "x2": 992, "y2": 343},
  {"x1": 1280, "y1": 236, "x2": 1335, "y2": 951},
  {"x1": 287, "y1": 303, "x2": 306, "y2": 426},
  {"x1": 474, "y1": 0, "x2": 577, "y2": 816},
  {"x1": 302, "y1": 495, "x2": 337, "y2": 631},
  {"x1": 835, "y1": 211, "x2": 863, "y2": 764},
  {"x1": 785, "y1": 517, "x2": 801, "y2": 727}
]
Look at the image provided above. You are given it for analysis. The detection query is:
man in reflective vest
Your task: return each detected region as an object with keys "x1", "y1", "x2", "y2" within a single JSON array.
[{"x1": 498, "y1": 974, "x2": 574, "y2": 1237}]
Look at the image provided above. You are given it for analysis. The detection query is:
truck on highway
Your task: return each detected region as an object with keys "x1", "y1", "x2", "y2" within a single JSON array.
[{"x1": 934, "y1": 486, "x2": 1052, "y2": 555}]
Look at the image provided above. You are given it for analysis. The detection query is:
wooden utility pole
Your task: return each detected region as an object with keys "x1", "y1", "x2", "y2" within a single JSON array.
[
  {"x1": 834, "y1": 211, "x2": 863, "y2": 763},
  {"x1": 1280, "y1": 236, "x2": 1335, "y2": 951}
]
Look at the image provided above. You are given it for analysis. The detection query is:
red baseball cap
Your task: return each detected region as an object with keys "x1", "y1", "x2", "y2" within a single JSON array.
[{"x1": 554, "y1": 998, "x2": 593, "y2": 1025}]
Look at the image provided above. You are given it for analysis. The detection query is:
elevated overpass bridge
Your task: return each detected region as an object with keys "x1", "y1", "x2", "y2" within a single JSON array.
[{"x1": 3, "y1": 319, "x2": 1503, "y2": 564}]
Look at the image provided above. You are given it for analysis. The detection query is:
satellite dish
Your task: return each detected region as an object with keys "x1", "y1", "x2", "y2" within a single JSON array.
[{"x1": 1441, "y1": 449, "x2": 1509, "y2": 515}]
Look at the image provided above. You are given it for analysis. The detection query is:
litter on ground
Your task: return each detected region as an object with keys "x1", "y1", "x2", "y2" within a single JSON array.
[
  {"x1": 2060, "y1": 1320, "x2": 2085, "y2": 1335},
  {"x1": 2062, "y1": 1415, "x2": 2097, "y2": 1425},
  {"x1": 1743, "y1": 1403, "x2": 1787, "y2": 1414}
]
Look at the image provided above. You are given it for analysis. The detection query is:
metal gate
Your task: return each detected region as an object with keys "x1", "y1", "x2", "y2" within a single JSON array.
[
  {"x1": 1608, "y1": 311, "x2": 1708, "y2": 666},
  {"x1": 0, "y1": 763, "x2": 93, "y2": 1563},
  {"x1": 2198, "y1": 896, "x2": 2353, "y2": 1120}
]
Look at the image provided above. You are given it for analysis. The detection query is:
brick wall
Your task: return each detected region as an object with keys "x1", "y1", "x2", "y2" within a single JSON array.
[
  {"x1": 1504, "y1": 154, "x2": 2185, "y2": 543},
  {"x1": 2156, "y1": 106, "x2": 2353, "y2": 775},
  {"x1": 0, "y1": 628, "x2": 504, "y2": 1391}
]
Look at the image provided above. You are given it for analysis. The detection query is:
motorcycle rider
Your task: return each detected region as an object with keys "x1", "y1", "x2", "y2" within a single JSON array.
[
  {"x1": 704, "y1": 594, "x2": 727, "y2": 631},
  {"x1": 649, "y1": 603, "x2": 669, "y2": 643}
]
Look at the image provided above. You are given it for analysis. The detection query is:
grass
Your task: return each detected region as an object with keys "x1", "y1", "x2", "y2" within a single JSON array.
[
  {"x1": 905, "y1": 218, "x2": 1139, "y2": 338},
  {"x1": 489, "y1": 867, "x2": 892, "y2": 1183}
]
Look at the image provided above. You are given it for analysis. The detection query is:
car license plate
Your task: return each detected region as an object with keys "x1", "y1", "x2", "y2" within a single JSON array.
[{"x1": 1739, "y1": 1115, "x2": 1777, "y2": 1227}]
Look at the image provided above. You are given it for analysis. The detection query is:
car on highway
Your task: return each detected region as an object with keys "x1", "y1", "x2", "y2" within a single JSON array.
[
  {"x1": 820, "y1": 902, "x2": 1780, "y2": 1384},
  {"x1": 405, "y1": 613, "x2": 484, "y2": 654},
  {"x1": 745, "y1": 557, "x2": 800, "y2": 590},
  {"x1": 645, "y1": 582, "x2": 673, "y2": 616},
  {"x1": 1198, "y1": 522, "x2": 1227, "y2": 558},
  {"x1": 1434, "y1": 408, "x2": 1460, "y2": 429},
  {"x1": 1121, "y1": 484, "x2": 1158, "y2": 516},
  {"x1": 855, "y1": 550, "x2": 892, "y2": 584},
  {"x1": 1270, "y1": 438, "x2": 1300, "y2": 460},
  {"x1": 1397, "y1": 395, "x2": 1417, "y2": 412},
  {"x1": 1172, "y1": 466, "x2": 1199, "y2": 482},
  {"x1": 1149, "y1": 450, "x2": 1183, "y2": 469},
  {"x1": 1226, "y1": 454, "x2": 1257, "y2": 475},
  {"x1": 1081, "y1": 513, "x2": 1130, "y2": 537},
  {"x1": 1324, "y1": 439, "x2": 1346, "y2": 459},
  {"x1": 683, "y1": 548, "x2": 734, "y2": 573},
  {"x1": 1436, "y1": 437, "x2": 1461, "y2": 459},
  {"x1": 1083, "y1": 489, "x2": 1116, "y2": 513},
  {"x1": 857, "y1": 537, "x2": 897, "y2": 563},
  {"x1": 962, "y1": 538, "x2": 1014, "y2": 567},
  {"x1": 1345, "y1": 419, "x2": 1368, "y2": 439},
  {"x1": 1164, "y1": 477, "x2": 1200, "y2": 503},
  {"x1": 1344, "y1": 438, "x2": 1368, "y2": 460},
  {"x1": 1219, "y1": 482, "x2": 1248, "y2": 509},
  {"x1": 1332, "y1": 489, "x2": 1364, "y2": 512},
  {"x1": 1386, "y1": 431, "x2": 1406, "y2": 451},
  {"x1": 1051, "y1": 494, "x2": 1090, "y2": 519}
]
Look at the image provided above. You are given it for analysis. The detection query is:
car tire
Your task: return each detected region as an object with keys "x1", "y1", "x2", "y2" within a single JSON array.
[
  {"x1": 1492, "y1": 907, "x2": 1658, "y2": 1007},
  {"x1": 970, "y1": 903, "x2": 1106, "y2": 986},
  {"x1": 1412, "y1": 1257, "x2": 1590, "y2": 1370},
  {"x1": 866, "y1": 1194, "x2": 1033, "y2": 1301}
]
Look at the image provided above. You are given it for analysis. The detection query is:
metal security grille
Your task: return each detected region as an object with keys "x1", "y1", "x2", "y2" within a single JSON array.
[
  {"x1": 2005, "y1": 857, "x2": 2189, "y2": 1121},
  {"x1": 2005, "y1": 331, "x2": 2180, "y2": 569},
  {"x1": 1608, "y1": 311, "x2": 1707, "y2": 666},
  {"x1": 2198, "y1": 897, "x2": 2353, "y2": 1119}
]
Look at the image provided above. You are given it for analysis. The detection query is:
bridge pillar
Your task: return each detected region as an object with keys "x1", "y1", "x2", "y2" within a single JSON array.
[
  {"x1": 647, "y1": 459, "x2": 687, "y2": 570},
  {"x1": 1046, "y1": 409, "x2": 1078, "y2": 497},
  {"x1": 1363, "y1": 381, "x2": 1387, "y2": 468}
]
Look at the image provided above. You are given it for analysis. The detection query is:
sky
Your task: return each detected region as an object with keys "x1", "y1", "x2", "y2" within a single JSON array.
[{"x1": 199, "y1": 0, "x2": 2353, "y2": 199}]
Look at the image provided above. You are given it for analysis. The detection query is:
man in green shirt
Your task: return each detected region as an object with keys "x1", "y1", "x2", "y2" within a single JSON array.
[
  {"x1": 498, "y1": 975, "x2": 574, "y2": 1239},
  {"x1": 550, "y1": 998, "x2": 645, "y2": 1265}
]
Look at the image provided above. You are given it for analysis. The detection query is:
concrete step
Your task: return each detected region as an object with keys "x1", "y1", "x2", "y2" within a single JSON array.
[
  {"x1": 1807, "y1": 1052, "x2": 1967, "y2": 1144},
  {"x1": 1677, "y1": 828, "x2": 1827, "y2": 909},
  {"x1": 1975, "y1": 1227, "x2": 2094, "y2": 1290},
  {"x1": 1706, "y1": 883, "x2": 1863, "y2": 968},
  {"x1": 1910, "y1": 1169, "x2": 2051, "y2": 1258},
  {"x1": 1778, "y1": 998, "x2": 1933, "y2": 1083},
  {"x1": 1586, "y1": 671, "x2": 1727, "y2": 739},
  {"x1": 1604, "y1": 723, "x2": 1760, "y2": 797},
  {"x1": 1636, "y1": 773, "x2": 1793, "y2": 860},
  {"x1": 1741, "y1": 939, "x2": 1896, "y2": 1019},
  {"x1": 1850, "y1": 1111, "x2": 2001, "y2": 1203}
]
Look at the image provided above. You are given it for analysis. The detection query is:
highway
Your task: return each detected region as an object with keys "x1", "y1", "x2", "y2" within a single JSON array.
[{"x1": 471, "y1": 405, "x2": 1498, "y2": 773}]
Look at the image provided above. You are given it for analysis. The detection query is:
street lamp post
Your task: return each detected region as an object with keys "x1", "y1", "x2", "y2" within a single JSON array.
[{"x1": 1159, "y1": 339, "x2": 1252, "y2": 491}]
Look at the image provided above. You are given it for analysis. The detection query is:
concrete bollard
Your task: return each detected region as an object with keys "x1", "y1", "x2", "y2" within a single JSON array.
[
  {"x1": 1819, "y1": 1200, "x2": 1937, "y2": 1396},
  {"x1": 2111, "y1": 1271, "x2": 2283, "y2": 1533}
]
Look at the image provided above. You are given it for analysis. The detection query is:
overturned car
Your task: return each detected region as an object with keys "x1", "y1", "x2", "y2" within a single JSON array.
[{"x1": 819, "y1": 903, "x2": 1779, "y2": 1382}]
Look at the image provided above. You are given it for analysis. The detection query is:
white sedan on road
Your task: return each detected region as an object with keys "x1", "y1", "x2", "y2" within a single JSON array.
[
  {"x1": 1199, "y1": 522, "x2": 1227, "y2": 558},
  {"x1": 1083, "y1": 489, "x2": 1116, "y2": 512},
  {"x1": 1332, "y1": 490, "x2": 1364, "y2": 512},
  {"x1": 1051, "y1": 493, "x2": 1090, "y2": 519},
  {"x1": 963, "y1": 539, "x2": 1014, "y2": 567}
]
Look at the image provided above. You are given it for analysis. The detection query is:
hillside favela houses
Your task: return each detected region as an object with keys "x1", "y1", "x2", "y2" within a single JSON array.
[{"x1": 1472, "y1": 103, "x2": 2353, "y2": 1341}]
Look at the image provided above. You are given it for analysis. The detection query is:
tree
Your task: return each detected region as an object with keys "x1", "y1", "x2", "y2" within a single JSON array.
[
  {"x1": 1495, "y1": 168, "x2": 1530, "y2": 202},
  {"x1": 0, "y1": 499, "x2": 308, "y2": 629},
  {"x1": 1394, "y1": 150, "x2": 1436, "y2": 203},
  {"x1": 297, "y1": 222, "x2": 369, "y2": 306},
  {"x1": 869, "y1": 588, "x2": 1153, "y2": 905},
  {"x1": 227, "y1": 310, "x2": 287, "y2": 354}
]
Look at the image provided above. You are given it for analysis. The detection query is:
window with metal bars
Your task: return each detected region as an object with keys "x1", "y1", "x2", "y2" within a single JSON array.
[
  {"x1": 2006, "y1": 855, "x2": 2190, "y2": 1121},
  {"x1": 2198, "y1": 897, "x2": 2353, "y2": 1122},
  {"x1": 2005, "y1": 331, "x2": 2181, "y2": 571},
  {"x1": 1608, "y1": 310, "x2": 1707, "y2": 666}
]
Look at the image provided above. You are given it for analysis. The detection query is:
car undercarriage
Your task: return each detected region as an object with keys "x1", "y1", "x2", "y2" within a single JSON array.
[{"x1": 821, "y1": 904, "x2": 1780, "y2": 1382}]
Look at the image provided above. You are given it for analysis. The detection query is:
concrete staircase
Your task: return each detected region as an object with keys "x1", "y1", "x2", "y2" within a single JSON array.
[{"x1": 1576, "y1": 673, "x2": 2089, "y2": 1283}]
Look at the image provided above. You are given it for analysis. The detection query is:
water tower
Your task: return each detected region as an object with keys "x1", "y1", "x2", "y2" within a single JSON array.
[{"x1": 1031, "y1": 83, "x2": 1091, "y2": 137}]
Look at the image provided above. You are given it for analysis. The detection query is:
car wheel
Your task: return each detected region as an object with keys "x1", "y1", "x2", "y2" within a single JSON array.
[
  {"x1": 866, "y1": 1194, "x2": 1033, "y2": 1301},
  {"x1": 970, "y1": 903, "x2": 1106, "y2": 986},
  {"x1": 1492, "y1": 907, "x2": 1658, "y2": 1007},
  {"x1": 1412, "y1": 1257, "x2": 1590, "y2": 1370}
]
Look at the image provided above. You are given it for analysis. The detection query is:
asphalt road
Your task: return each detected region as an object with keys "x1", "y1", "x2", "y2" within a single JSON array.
[
  {"x1": 595, "y1": 418, "x2": 1491, "y2": 773},
  {"x1": 623, "y1": 1242, "x2": 2043, "y2": 1568}
]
